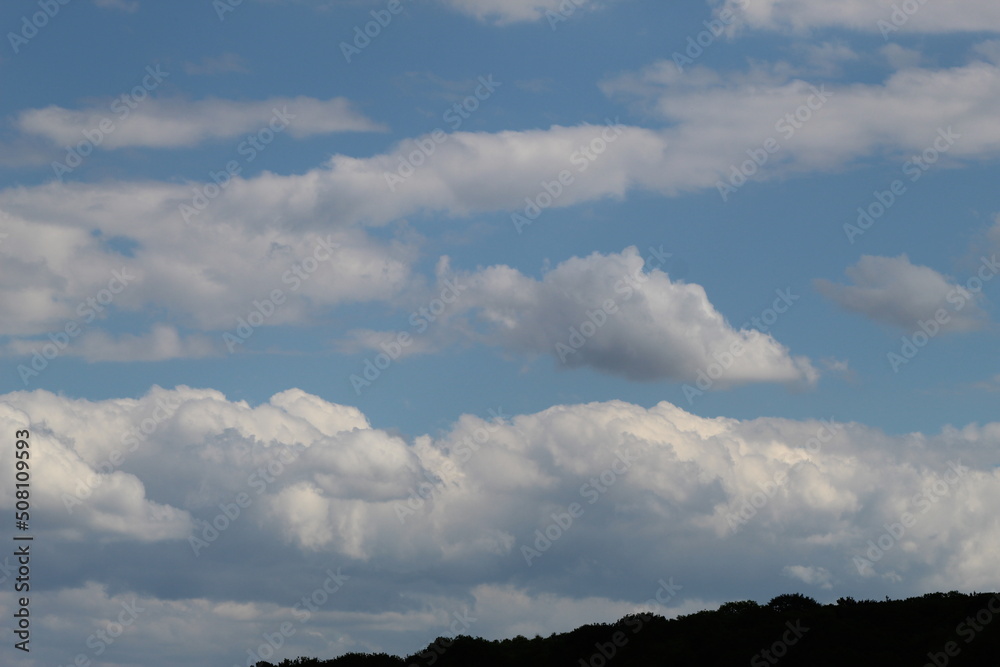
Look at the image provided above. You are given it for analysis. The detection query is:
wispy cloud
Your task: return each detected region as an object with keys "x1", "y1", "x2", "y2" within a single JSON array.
[{"x1": 18, "y1": 96, "x2": 385, "y2": 149}]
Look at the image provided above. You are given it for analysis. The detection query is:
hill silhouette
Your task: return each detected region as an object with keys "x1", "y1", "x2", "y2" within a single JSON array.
[{"x1": 246, "y1": 591, "x2": 1000, "y2": 667}]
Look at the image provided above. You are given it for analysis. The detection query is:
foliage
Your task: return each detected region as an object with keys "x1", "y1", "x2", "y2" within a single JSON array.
[{"x1": 244, "y1": 590, "x2": 1000, "y2": 667}]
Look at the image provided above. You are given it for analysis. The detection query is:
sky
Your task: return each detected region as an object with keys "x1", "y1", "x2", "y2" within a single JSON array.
[{"x1": 1, "y1": 0, "x2": 1000, "y2": 665}]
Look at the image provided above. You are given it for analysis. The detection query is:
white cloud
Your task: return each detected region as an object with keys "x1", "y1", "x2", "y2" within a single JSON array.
[
  {"x1": 9, "y1": 58, "x2": 1000, "y2": 245},
  {"x1": 783, "y1": 564, "x2": 834, "y2": 589},
  {"x1": 17, "y1": 96, "x2": 385, "y2": 149},
  {"x1": 320, "y1": 121, "x2": 667, "y2": 222},
  {"x1": 3, "y1": 324, "x2": 220, "y2": 362},
  {"x1": 601, "y1": 59, "x2": 996, "y2": 189},
  {"x1": 2, "y1": 387, "x2": 1000, "y2": 664},
  {"x1": 973, "y1": 40, "x2": 1000, "y2": 65},
  {"x1": 384, "y1": 247, "x2": 819, "y2": 386},
  {"x1": 0, "y1": 189, "x2": 415, "y2": 340},
  {"x1": 313, "y1": 58, "x2": 1000, "y2": 203},
  {"x1": 0, "y1": 581, "x2": 363, "y2": 667},
  {"x1": 179, "y1": 57, "x2": 1000, "y2": 218},
  {"x1": 436, "y1": 0, "x2": 600, "y2": 25},
  {"x1": 713, "y1": 0, "x2": 1000, "y2": 34},
  {"x1": 0, "y1": 393, "x2": 194, "y2": 542},
  {"x1": 815, "y1": 255, "x2": 989, "y2": 332},
  {"x1": 9, "y1": 59, "x2": 1000, "y2": 362},
  {"x1": 822, "y1": 358, "x2": 857, "y2": 383}
]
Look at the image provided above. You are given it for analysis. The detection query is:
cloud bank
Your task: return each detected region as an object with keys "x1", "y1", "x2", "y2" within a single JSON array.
[{"x1": 2, "y1": 387, "x2": 998, "y2": 665}]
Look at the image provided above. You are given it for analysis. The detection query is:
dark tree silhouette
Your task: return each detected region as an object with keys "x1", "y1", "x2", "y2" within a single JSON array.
[
  {"x1": 767, "y1": 592, "x2": 822, "y2": 614},
  {"x1": 718, "y1": 599, "x2": 762, "y2": 616},
  {"x1": 240, "y1": 590, "x2": 1000, "y2": 667}
]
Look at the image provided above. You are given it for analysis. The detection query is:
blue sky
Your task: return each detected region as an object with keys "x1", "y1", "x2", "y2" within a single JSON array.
[{"x1": 2, "y1": 1, "x2": 1000, "y2": 666}]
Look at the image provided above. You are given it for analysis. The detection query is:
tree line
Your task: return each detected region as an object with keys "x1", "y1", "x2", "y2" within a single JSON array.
[{"x1": 245, "y1": 590, "x2": 1000, "y2": 666}]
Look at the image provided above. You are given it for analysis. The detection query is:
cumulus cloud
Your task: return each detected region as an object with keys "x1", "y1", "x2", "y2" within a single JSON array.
[
  {"x1": 327, "y1": 121, "x2": 667, "y2": 221},
  {"x1": 14, "y1": 60, "x2": 998, "y2": 231},
  {"x1": 363, "y1": 247, "x2": 818, "y2": 386},
  {"x1": 713, "y1": 0, "x2": 1000, "y2": 34},
  {"x1": 9, "y1": 58, "x2": 1000, "y2": 363},
  {"x1": 2, "y1": 387, "x2": 1000, "y2": 666},
  {"x1": 882, "y1": 43, "x2": 923, "y2": 70},
  {"x1": 261, "y1": 58, "x2": 1000, "y2": 205},
  {"x1": 601, "y1": 59, "x2": 1000, "y2": 190},
  {"x1": 973, "y1": 40, "x2": 1000, "y2": 65},
  {"x1": 17, "y1": 96, "x2": 385, "y2": 149},
  {"x1": 0, "y1": 393, "x2": 194, "y2": 542},
  {"x1": 815, "y1": 255, "x2": 990, "y2": 331},
  {"x1": 8, "y1": 58, "x2": 1000, "y2": 239},
  {"x1": 0, "y1": 188, "x2": 415, "y2": 340},
  {"x1": 0, "y1": 180, "x2": 815, "y2": 385},
  {"x1": 125, "y1": 56, "x2": 993, "y2": 220},
  {"x1": 783, "y1": 564, "x2": 834, "y2": 589}
]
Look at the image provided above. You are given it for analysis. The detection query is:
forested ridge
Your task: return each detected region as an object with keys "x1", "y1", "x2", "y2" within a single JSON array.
[{"x1": 245, "y1": 591, "x2": 1000, "y2": 666}]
